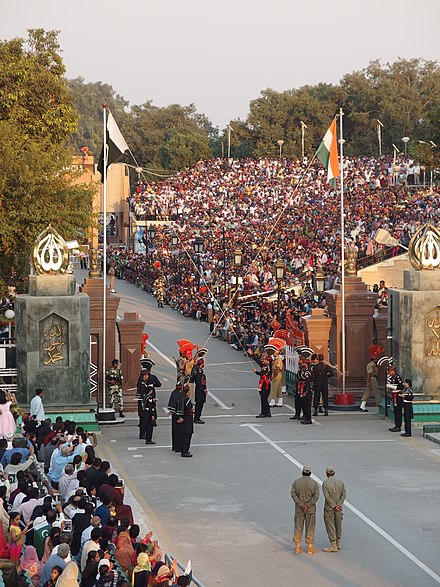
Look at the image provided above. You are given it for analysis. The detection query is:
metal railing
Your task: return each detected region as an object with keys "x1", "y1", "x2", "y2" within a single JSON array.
[{"x1": 164, "y1": 553, "x2": 205, "y2": 587}]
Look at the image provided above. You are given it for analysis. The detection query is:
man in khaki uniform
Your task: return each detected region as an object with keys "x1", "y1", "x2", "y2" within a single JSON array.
[
  {"x1": 291, "y1": 465, "x2": 320, "y2": 554},
  {"x1": 269, "y1": 352, "x2": 284, "y2": 407},
  {"x1": 322, "y1": 466, "x2": 346, "y2": 552},
  {"x1": 360, "y1": 357, "x2": 380, "y2": 411}
]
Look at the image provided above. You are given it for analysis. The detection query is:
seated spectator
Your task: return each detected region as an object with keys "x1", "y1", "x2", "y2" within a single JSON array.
[
  {"x1": 80, "y1": 549, "x2": 100, "y2": 587},
  {"x1": 95, "y1": 558, "x2": 120, "y2": 587},
  {"x1": 54, "y1": 560, "x2": 78, "y2": 587},
  {"x1": 99, "y1": 475, "x2": 134, "y2": 525},
  {"x1": 114, "y1": 527, "x2": 134, "y2": 576},
  {"x1": 19, "y1": 545, "x2": 41, "y2": 587},
  {"x1": 39, "y1": 541, "x2": 69, "y2": 586},
  {"x1": 132, "y1": 552, "x2": 151, "y2": 587},
  {"x1": 41, "y1": 564, "x2": 62, "y2": 587}
]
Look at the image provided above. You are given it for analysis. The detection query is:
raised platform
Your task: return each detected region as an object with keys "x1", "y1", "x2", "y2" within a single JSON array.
[
  {"x1": 379, "y1": 400, "x2": 440, "y2": 423},
  {"x1": 45, "y1": 406, "x2": 99, "y2": 431}
]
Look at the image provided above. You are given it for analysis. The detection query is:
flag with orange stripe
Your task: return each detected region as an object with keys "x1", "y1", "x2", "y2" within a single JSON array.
[{"x1": 316, "y1": 117, "x2": 340, "y2": 187}]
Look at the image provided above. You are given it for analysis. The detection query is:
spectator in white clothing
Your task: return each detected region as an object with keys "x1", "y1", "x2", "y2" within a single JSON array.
[{"x1": 29, "y1": 389, "x2": 45, "y2": 422}]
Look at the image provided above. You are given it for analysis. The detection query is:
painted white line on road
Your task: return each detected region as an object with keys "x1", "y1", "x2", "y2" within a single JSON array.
[
  {"x1": 162, "y1": 407, "x2": 170, "y2": 415},
  {"x1": 208, "y1": 362, "x2": 250, "y2": 366},
  {"x1": 146, "y1": 339, "x2": 232, "y2": 409},
  {"x1": 123, "y1": 413, "x2": 295, "y2": 421},
  {"x1": 126, "y1": 438, "x2": 395, "y2": 450},
  {"x1": 132, "y1": 454, "x2": 143, "y2": 458},
  {"x1": 241, "y1": 423, "x2": 440, "y2": 585},
  {"x1": 430, "y1": 449, "x2": 440, "y2": 456}
]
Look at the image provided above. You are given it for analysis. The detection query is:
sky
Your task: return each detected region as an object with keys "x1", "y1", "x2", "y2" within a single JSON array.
[{"x1": 1, "y1": 0, "x2": 439, "y2": 129}]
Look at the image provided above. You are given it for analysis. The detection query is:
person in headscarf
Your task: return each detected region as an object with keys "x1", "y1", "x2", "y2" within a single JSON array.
[
  {"x1": 132, "y1": 552, "x2": 151, "y2": 587},
  {"x1": 19, "y1": 545, "x2": 41, "y2": 586},
  {"x1": 55, "y1": 560, "x2": 79, "y2": 587},
  {"x1": 148, "y1": 561, "x2": 173, "y2": 586},
  {"x1": 80, "y1": 550, "x2": 100, "y2": 587},
  {"x1": 94, "y1": 558, "x2": 120, "y2": 587},
  {"x1": 114, "y1": 530, "x2": 134, "y2": 576},
  {"x1": 42, "y1": 527, "x2": 61, "y2": 565}
]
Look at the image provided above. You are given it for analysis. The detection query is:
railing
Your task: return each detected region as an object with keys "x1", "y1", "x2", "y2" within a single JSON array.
[
  {"x1": 356, "y1": 246, "x2": 406, "y2": 271},
  {"x1": 164, "y1": 554, "x2": 205, "y2": 587}
]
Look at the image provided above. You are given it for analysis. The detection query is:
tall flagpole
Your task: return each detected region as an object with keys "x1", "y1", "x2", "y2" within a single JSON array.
[
  {"x1": 102, "y1": 106, "x2": 108, "y2": 411},
  {"x1": 339, "y1": 108, "x2": 346, "y2": 394}
]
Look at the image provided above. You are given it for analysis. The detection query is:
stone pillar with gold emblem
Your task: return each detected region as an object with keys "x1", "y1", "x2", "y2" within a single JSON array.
[
  {"x1": 15, "y1": 226, "x2": 92, "y2": 409},
  {"x1": 389, "y1": 224, "x2": 440, "y2": 397}
]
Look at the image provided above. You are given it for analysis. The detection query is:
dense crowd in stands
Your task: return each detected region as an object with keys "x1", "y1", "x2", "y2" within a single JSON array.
[
  {"x1": 0, "y1": 415, "x2": 187, "y2": 587},
  {"x1": 110, "y1": 156, "x2": 438, "y2": 351}
]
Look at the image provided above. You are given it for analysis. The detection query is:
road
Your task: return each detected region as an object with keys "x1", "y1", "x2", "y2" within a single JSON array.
[{"x1": 87, "y1": 272, "x2": 440, "y2": 587}]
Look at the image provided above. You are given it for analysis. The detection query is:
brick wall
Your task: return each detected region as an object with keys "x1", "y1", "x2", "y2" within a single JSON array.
[{"x1": 358, "y1": 254, "x2": 410, "y2": 289}]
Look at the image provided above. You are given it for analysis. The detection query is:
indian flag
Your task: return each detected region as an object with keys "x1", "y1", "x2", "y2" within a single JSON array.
[{"x1": 316, "y1": 117, "x2": 340, "y2": 187}]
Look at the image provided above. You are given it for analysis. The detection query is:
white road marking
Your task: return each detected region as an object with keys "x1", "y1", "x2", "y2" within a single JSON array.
[
  {"x1": 273, "y1": 404, "x2": 322, "y2": 425},
  {"x1": 430, "y1": 449, "x2": 440, "y2": 456},
  {"x1": 208, "y1": 362, "x2": 251, "y2": 366},
  {"x1": 162, "y1": 407, "x2": 170, "y2": 415},
  {"x1": 146, "y1": 339, "x2": 232, "y2": 409},
  {"x1": 126, "y1": 439, "x2": 395, "y2": 450},
  {"x1": 110, "y1": 440, "x2": 116, "y2": 443},
  {"x1": 241, "y1": 423, "x2": 440, "y2": 585},
  {"x1": 132, "y1": 454, "x2": 143, "y2": 458}
]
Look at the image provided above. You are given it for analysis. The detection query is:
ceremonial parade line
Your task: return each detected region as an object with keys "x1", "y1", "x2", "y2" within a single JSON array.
[
  {"x1": 241, "y1": 424, "x2": 440, "y2": 586},
  {"x1": 146, "y1": 339, "x2": 232, "y2": 409}
]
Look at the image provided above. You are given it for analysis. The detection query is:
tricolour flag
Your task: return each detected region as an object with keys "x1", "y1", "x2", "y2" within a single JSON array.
[
  {"x1": 97, "y1": 109, "x2": 129, "y2": 183},
  {"x1": 316, "y1": 117, "x2": 340, "y2": 187}
]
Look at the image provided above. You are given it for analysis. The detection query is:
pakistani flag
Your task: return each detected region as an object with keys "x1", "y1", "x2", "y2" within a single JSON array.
[
  {"x1": 316, "y1": 117, "x2": 340, "y2": 187},
  {"x1": 97, "y1": 109, "x2": 130, "y2": 183}
]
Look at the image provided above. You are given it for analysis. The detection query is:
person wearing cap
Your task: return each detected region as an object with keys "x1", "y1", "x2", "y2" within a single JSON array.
[
  {"x1": 137, "y1": 366, "x2": 161, "y2": 444},
  {"x1": 322, "y1": 466, "x2": 346, "y2": 552},
  {"x1": 106, "y1": 359, "x2": 124, "y2": 419},
  {"x1": 291, "y1": 357, "x2": 313, "y2": 424},
  {"x1": 191, "y1": 358, "x2": 208, "y2": 424},
  {"x1": 291, "y1": 465, "x2": 320, "y2": 554},
  {"x1": 387, "y1": 365, "x2": 404, "y2": 432},
  {"x1": 311, "y1": 354, "x2": 334, "y2": 417},
  {"x1": 360, "y1": 356, "x2": 380, "y2": 412},
  {"x1": 399, "y1": 379, "x2": 414, "y2": 437},
  {"x1": 269, "y1": 350, "x2": 284, "y2": 407},
  {"x1": 251, "y1": 353, "x2": 272, "y2": 418}
]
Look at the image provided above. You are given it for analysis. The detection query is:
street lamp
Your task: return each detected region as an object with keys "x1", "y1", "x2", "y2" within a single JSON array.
[
  {"x1": 4, "y1": 309, "x2": 15, "y2": 341},
  {"x1": 300, "y1": 121, "x2": 307, "y2": 159},
  {"x1": 171, "y1": 234, "x2": 178, "y2": 247},
  {"x1": 233, "y1": 248, "x2": 242, "y2": 305},
  {"x1": 315, "y1": 270, "x2": 326, "y2": 293},
  {"x1": 376, "y1": 119, "x2": 383, "y2": 156},
  {"x1": 193, "y1": 237, "x2": 204, "y2": 287},
  {"x1": 402, "y1": 136, "x2": 410, "y2": 156},
  {"x1": 277, "y1": 140, "x2": 284, "y2": 159},
  {"x1": 275, "y1": 258, "x2": 286, "y2": 320},
  {"x1": 131, "y1": 222, "x2": 138, "y2": 251},
  {"x1": 147, "y1": 225, "x2": 155, "y2": 263}
]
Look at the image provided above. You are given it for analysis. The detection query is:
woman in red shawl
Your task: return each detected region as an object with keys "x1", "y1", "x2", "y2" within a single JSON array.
[
  {"x1": 19, "y1": 545, "x2": 42, "y2": 586},
  {"x1": 114, "y1": 530, "x2": 134, "y2": 577},
  {"x1": 99, "y1": 475, "x2": 134, "y2": 526}
]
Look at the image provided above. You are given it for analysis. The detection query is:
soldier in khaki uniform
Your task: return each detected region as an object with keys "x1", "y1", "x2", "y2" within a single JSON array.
[
  {"x1": 322, "y1": 466, "x2": 346, "y2": 552},
  {"x1": 360, "y1": 357, "x2": 380, "y2": 412},
  {"x1": 291, "y1": 465, "x2": 320, "y2": 554},
  {"x1": 269, "y1": 352, "x2": 284, "y2": 407}
]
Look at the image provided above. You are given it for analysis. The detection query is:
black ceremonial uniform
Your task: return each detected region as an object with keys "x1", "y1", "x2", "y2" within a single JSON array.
[
  {"x1": 137, "y1": 373, "x2": 161, "y2": 441},
  {"x1": 191, "y1": 361, "x2": 207, "y2": 423},
  {"x1": 168, "y1": 385, "x2": 183, "y2": 452},
  {"x1": 295, "y1": 364, "x2": 312, "y2": 424},
  {"x1": 402, "y1": 385, "x2": 414, "y2": 436},
  {"x1": 388, "y1": 371, "x2": 404, "y2": 431},
  {"x1": 312, "y1": 360, "x2": 334, "y2": 415},
  {"x1": 253, "y1": 356, "x2": 272, "y2": 418},
  {"x1": 177, "y1": 396, "x2": 194, "y2": 457}
]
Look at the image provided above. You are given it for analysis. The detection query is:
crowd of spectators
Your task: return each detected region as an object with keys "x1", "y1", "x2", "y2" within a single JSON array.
[
  {"x1": 0, "y1": 415, "x2": 187, "y2": 587},
  {"x1": 111, "y1": 156, "x2": 438, "y2": 352}
]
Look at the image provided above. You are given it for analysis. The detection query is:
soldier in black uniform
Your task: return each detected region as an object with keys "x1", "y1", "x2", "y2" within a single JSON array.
[
  {"x1": 387, "y1": 365, "x2": 404, "y2": 432},
  {"x1": 291, "y1": 358, "x2": 313, "y2": 425},
  {"x1": 136, "y1": 360, "x2": 162, "y2": 442},
  {"x1": 177, "y1": 384, "x2": 194, "y2": 458},
  {"x1": 251, "y1": 353, "x2": 272, "y2": 418},
  {"x1": 191, "y1": 358, "x2": 208, "y2": 424},
  {"x1": 168, "y1": 382, "x2": 184, "y2": 452},
  {"x1": 312, "y1": 354, "x2": 334, "y2": 416},
  {"x1": 400, "y1": 378, "x2": 414, "y2": 437}
]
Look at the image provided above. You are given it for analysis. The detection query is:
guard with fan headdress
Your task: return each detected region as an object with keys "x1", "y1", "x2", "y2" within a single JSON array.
[
  {"x1": 191, "y1": 349, "x2": 209, "y2": 424},
  {"x1": 291, "y1": 356, "x2": 313, "y2": 424},
  {"x1": 136, "y1": 359, "x2": 161, "y2": 442},
  {"x1": 250, "y1": 350, "x2": 272, "y2": 418},
  {"x1": 360, "y1": 346, "x2": 383, "y2": 412},
  {"x1": 153, "y1": 263, "x2": 165, "y2": 308}
]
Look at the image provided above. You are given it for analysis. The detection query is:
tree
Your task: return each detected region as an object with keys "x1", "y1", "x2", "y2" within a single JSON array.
[{"x1": 0, "y1": 30, "x2": 96, "y2": 291}]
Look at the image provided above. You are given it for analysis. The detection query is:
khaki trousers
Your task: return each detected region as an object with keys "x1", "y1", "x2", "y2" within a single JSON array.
[
  {"x1": 293, "y1": 508, "x2": 316, "y2": 544},
  {"x1": 324, "y1": 509, "x2": 343, "y2": 543},
  {"x1": 361, "y1": 377, "x2": 381, "y2": 406}
]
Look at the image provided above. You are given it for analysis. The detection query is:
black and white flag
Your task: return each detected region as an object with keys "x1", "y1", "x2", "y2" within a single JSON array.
[{"x1": 97, "y1": 109, "x2": 129, "y2": 182}]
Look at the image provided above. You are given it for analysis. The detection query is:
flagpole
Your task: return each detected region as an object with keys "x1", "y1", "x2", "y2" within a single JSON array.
[
  {"x1": 339, "y1": 107, "x2": 346, "y2": 394},
  {"x1": 102, "y1": 105, "x2": 108, "y2": 411}
]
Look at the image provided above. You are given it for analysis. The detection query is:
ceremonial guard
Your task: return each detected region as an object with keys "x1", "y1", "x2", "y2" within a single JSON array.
[
  {"x1": 291, "y1": 465, "x2": 320, "y2": 554},
  {"x1": 360, "y1": 345, "x2": 383, "y2": 412},
  {"x1": 322, "y1": 466, "x2": 346, "y2": 552},
  {"x1": 191, "y1": 349, "x2": 209, "y2": 424},
  {"x1": 136, "y1": 359, "x2": 161, "y2": 443},
  {"x1": 291, "y1": 357, "x2": 313, "y2": 424},
  {"x1": 251, "y1": 353, "x2": 272, "y2": 418},
  {"x1": 312, "y1": 354, "x2": 334, "y2": 416},
  {"x1": 168, "y1": 382, "x2": 184, "y2": 452},
  {"x1": 400, "y1": 379, "x2": 414, "y2": 437},
  {"x1": 387, "y1": 365, "x2": 404, "y2": 432},
  {"x1": 106, "y1": 359, "x2": 124, "y2": 418},
  {"x1": 269, "y1": 351, "x2": 284, "y2": 407},
  {"x1": 154, "y1": 274, "x2": 165, "y2": 308},
  {"x1": 177, "y1": 383, "x2": 194, "y2": 457}
]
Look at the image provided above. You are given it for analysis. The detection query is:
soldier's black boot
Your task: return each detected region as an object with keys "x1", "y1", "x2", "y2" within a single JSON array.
[{"x1": 119, "y1": 410, "x2": 125, "y2": 418}]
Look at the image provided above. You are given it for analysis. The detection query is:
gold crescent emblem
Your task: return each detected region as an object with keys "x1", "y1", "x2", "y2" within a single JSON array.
[
  {"x1": 33, "y1": 225, "x2": 70, "y2": 275},
  {"x1": 408, "y1": 224, "x2": 440, "y2": 270}
]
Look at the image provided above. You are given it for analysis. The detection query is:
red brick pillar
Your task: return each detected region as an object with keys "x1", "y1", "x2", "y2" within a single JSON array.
[
  {"x1": 301, "y1": 309, "x2": 332, "y2": 361},
  {"x1": 118, "y1": 312, "x2": 145, "y2": 412}
]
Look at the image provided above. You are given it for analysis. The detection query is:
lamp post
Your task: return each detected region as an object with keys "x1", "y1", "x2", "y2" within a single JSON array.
[
  {"x1": 233, "y1": 247, "x2": 242, "y2": 305},
  {"x1": 4, "y1": 309, "x2": 14, "y2": 341},
  {"x1": 171, "y1": 234, "x2": 179, "y2": 270},
  {"x1": 131, "y1": 223, "x2": 137, "y2": 252},
  {"x1": 275, "y1": 258, "x2": 286, "y2": 320},
  {"x1": 147, "y1": 225, "x2": 155, "y2": 264},
  {"x1": 376, "y1": 119, "x2": 383, "y2": 156},
  {"x1": 300, "y1": 121, "x2": 307, "y2": 159},
  {"x1": 315, "y1": 270, "x2": 325, "y2": 293},
  {"x1": 193, "y1": 237, "x2": 204, "y2": 287},
  {"x1": 418, "y1": 140, "x2": 437, "y2": 191},
  {"x1": 402, "y1": 136, "x2": 410, "y2": 156},
  {"x1": 227, "y1": 125, "x2": 233, "y2": 158},
  {"x1": 277, "y1": 140, "x2": 284, "y2": 159}
]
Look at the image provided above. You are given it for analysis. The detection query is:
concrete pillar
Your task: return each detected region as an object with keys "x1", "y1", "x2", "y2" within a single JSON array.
[
  {"x1": 118, "y1": 312, "x2": 145, "y2": 412},
  {"x1": 300, "y1": 309, "x2": 332, "y2": 361},
  {"x1": 325, "y1": 276, "x2": 377, "y2": 390}
]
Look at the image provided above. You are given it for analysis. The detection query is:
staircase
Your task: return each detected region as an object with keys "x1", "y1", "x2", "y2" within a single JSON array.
[{"x1": 358, "y1": 253, "x2": 411, "y2": 289}]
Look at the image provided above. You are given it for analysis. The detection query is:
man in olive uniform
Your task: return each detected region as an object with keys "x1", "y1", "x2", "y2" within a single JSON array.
[
  {"x1": 322, "y1": 466, "x2": 346, "y2": 552},
  {"x1": 106, "y1": 359, "x2": 124, "y2": 418},
  {"x1": 360, "y1": 357, "x2": 380, "y2": 412},
  {"x1": 269, "y1": 351, "x2": 284, "y2": 407},
  {"x1": 291, "y1": 465, "x2": 320, "y2": 554}
]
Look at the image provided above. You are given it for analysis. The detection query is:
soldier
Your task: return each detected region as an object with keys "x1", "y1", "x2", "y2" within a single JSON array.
[
  {"x1": 312, "y1": 354, "x2": 334, "y2": 417},
  {"x1": 177, "y1": 383, "x2": 194, "y2": 458},
  {"x1": 291, "y1": 465, "x2": 320, "y2": 554},
  {"x1": 136, "y1": 359, "x2": 162, "y2": 442},
  {"x1": 106, "y1": 359, "x2": 124, "y2": 418},
  {"x1": 400, "y1": 379, "x2": 414, "y2": 437},
  {"x1": 269, "y1": 351, "x2": 284, "y2": 407},
  {"x1": 251, "y1": 353, "x2": 272, "y2": 418},
  {"x1": 387, "y1": 365, "x2": 404, "y2": 432},
  {"x1": 322, "y1": 466, "x2": 346, "y2": 552},
  {"x1": 360, "y1": 354, "x2": 380, "y2": 412},
  {"x1": 168, "y1": 382, "x2": 184, "y2": 452},
  {"x1": 154, "y1": 274, "x2": 165, "y2": 308},
  {"x1": 191, "y1": 357, "x2": 208, "y2": 424},
  {"x1": 290, "y1": 358, "x2": 313, "y2": 424}
]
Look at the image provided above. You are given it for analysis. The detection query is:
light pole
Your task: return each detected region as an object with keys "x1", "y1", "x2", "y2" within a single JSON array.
[
  {"x1": 419, "y1": 140, "x2": 438, "y2": 191},
  {"x1": 376, "y1": 119, "x2": 383, "y2": 156},
  {"x1": 233, "y1": 247, "x2": 242, "y2": 305},
  {"x1": 131, "y1": 223, "x2": 137, "y2": 252},
  {"x1": 171, "y1": 234, "x2": 179, "y2": 270},
  {"x1": 315, "y1": 270, "x2": 325, "y2": 293},
  {"x1": 300, "y1": 121, "x2": 307, "y2": 159},
  {"x1": 402, "y1": 136, "x2": 410, "y2": 156},
  {"x1": 193, "y1": 237, "x2": 204, "y2": 287},
  {"x1": 227, "y1": 125, "x2": 233, "y2": 158},
  {"x1": 4, "y1": 309, "x2": 15, "y2": 341},
  {"x1": 275, "y1": 258, "x2": 286, "y2": 320},
  {"x1": 392, "y1": 143, "x2": 400, "y2": 167},
  {"x1": 147, "y1": 225, "x2": 155, "y2": 264},
  {"x1": 277, "y1": 139, "x2": 284, "y2": 159}
]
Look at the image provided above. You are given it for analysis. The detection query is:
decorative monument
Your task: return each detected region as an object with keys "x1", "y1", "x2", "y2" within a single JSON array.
[
  {"x1": 390, "y1": 224, "x2": 440, "y2": 398},
  {"x1": 15, "y1": 226, "x2": 91, "y2": 409}
]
